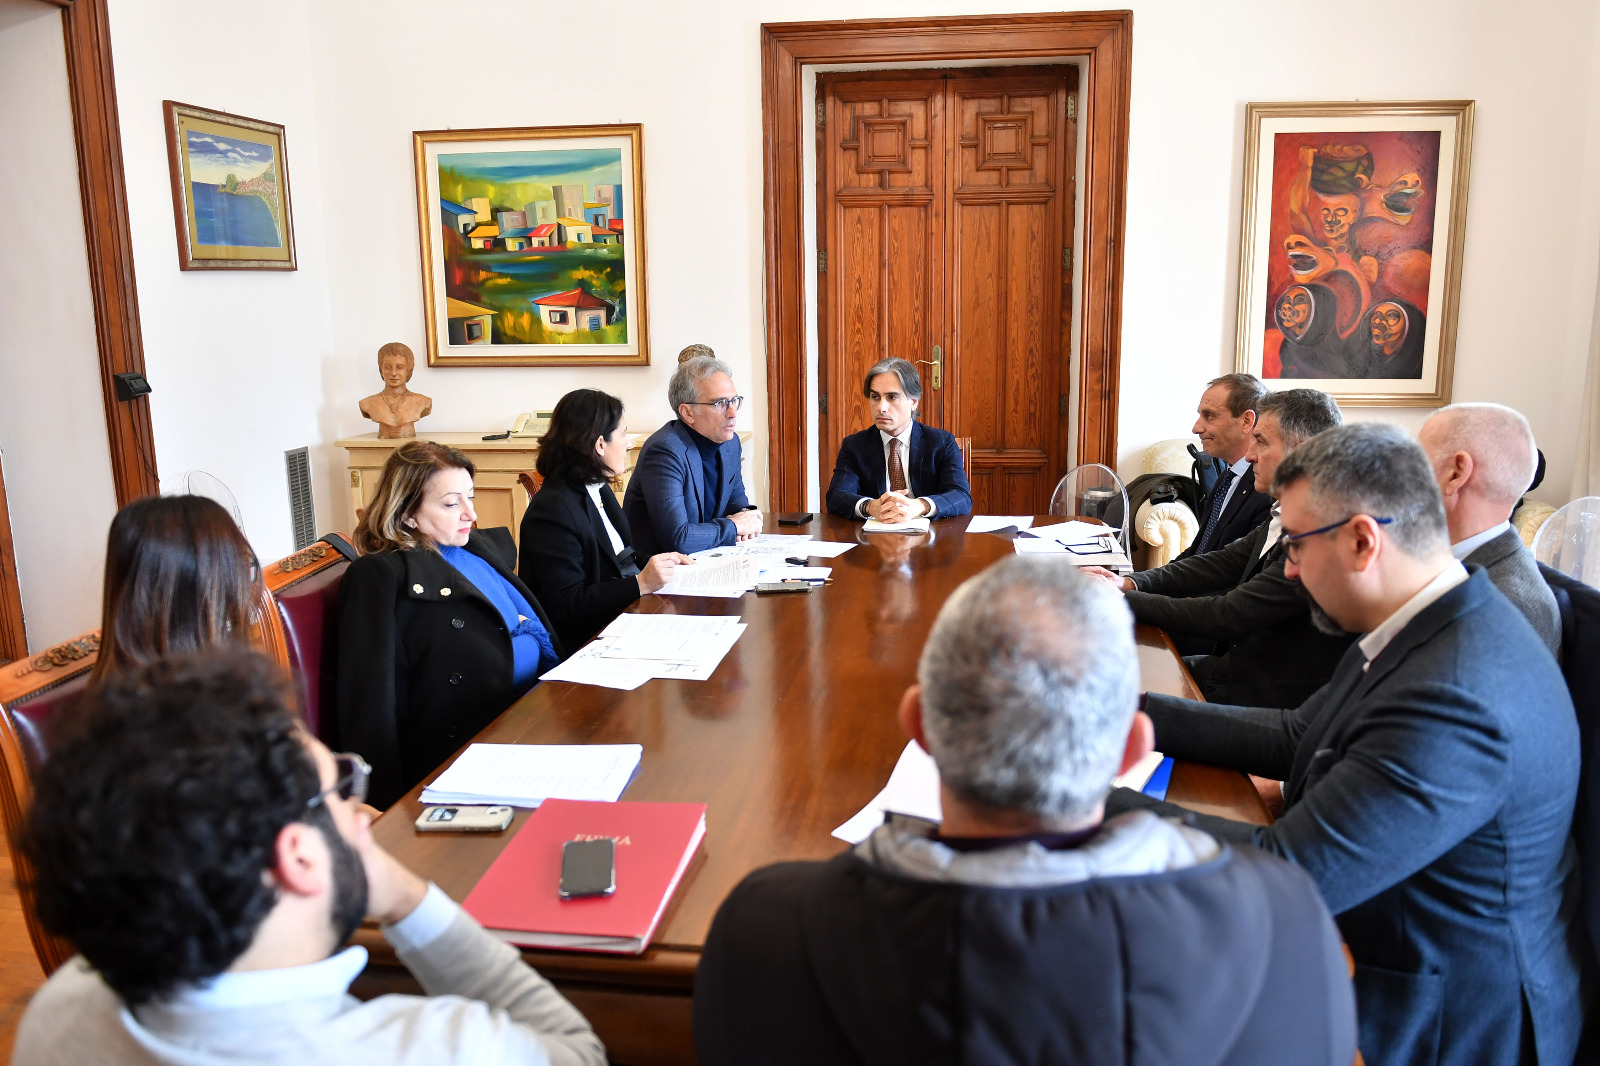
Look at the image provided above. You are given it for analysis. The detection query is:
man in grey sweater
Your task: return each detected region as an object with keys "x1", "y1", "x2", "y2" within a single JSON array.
[
  {"x1": 1418, "y1": 402, "x2": 1561, "y2": 654},
  {"x1": 12, "y1": 651, "x2": 605, "y2": 1066}
]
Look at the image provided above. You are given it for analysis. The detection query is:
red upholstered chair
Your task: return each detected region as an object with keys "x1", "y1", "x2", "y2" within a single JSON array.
[
  {"x1": 0, "y1": 634, "x2": 101, "y2": 975},
  {"x1": 255, "y1": 534, "x2": 356, "y2": 746}
]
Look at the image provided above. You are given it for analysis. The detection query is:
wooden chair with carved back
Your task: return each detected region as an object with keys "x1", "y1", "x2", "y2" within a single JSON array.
[{"x1": 955, "y1": 437, "x2": 972, "y2": 483}]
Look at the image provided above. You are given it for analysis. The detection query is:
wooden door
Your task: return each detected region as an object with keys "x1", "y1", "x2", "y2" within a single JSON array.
[
  {"x1": 0, "y1": 458, "x2": 27, "y2": 665},
  {"x1": 818, "y1": 68, "x2": 1077, "y2": 514}
]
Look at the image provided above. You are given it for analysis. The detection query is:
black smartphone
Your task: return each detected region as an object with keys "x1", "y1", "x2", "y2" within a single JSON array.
[
  {"x1": 777, "y1": 512, "x2": 813, "y2": 525},
  {"x1": 559, "y1": 838, "x2": 617, "y2": 899}
]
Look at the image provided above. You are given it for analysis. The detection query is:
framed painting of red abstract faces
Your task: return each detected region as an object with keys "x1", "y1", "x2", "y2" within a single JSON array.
[{"x1": 1233, "y1": 101, "x2": 1474, "y2": 406}]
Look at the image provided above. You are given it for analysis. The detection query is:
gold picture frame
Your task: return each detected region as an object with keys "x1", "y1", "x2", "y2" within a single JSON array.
[
  {"x1": 163, "y1": 101, "x2": 297, "y2": 271},
  {"x1": 413, "y1": 124, "x2": 649, "y2": 367},
  {"x1": 1233, "y1": 100, "x2": 1474, "y2": 406}
]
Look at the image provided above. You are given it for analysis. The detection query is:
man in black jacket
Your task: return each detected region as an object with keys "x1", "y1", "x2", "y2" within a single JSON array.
[
  {"x1": 694, "y1": 558, "x2": 1357, "y2": 1066},
  {"x1": 1179, "y1": 373, "x2": 1273, "y2": 559},
  {"x1": 1107, "y1": 424, "x2": 1586, "y2": 1066},
  {"x1": 1089, "y1": 388, "x2": 1351, "y2": 707}
]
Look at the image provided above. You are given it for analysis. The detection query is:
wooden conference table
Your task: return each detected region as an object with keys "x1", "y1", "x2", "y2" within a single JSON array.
[{"x1": 359, "y1": 513, "x2": 1271, "y2": 1065}]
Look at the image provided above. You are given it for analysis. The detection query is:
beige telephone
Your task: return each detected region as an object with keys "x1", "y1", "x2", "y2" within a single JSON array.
[{"x1": 509, "y1": 411, "x2": 554, "y2": 438}]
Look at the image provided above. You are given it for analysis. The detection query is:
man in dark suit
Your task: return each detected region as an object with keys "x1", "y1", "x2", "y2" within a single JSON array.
[
  {"x1": 623, "y1": 356, "x2": 763, "y2": 557},
  {"x1": 1179, "y1": 373, "x2": 1273, "y2": 559},
  {"x1": 1419, "y1": 402, "x2": 1561, "y2": 653},
  {"x1": 1088, "y1": 388, "x2": 1350, "y2": 707},
  {"x1": 825, "y1": 358, "x2": 971, "y2": 521},
  {"x1": 1106, "y1": 423, "x2": 1586, "y2": 1066},
  {"x1": 695, "y1": 559, "x2": 1356, "y2": 1066}
]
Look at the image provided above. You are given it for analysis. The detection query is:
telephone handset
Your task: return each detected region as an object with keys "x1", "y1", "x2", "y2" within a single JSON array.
[{"x1": 509, "y1": 411, "x2": 554, "y2": 438}]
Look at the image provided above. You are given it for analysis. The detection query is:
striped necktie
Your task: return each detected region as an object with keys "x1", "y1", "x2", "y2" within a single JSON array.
[
  {"x1": 1194, "y1": 468, "x2": 1236, "y2": 554},
  {"x1": 888, "y1": 438, "x2": 908, "y2": 493}
]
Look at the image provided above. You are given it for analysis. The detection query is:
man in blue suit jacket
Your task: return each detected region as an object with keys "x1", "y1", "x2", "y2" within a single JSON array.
[
  {"x1": 624, "y1": 357, "x2": 762, "y2": 557},
  {"x1": 1107, "y1": 424, "x2": 1586, "y2": 1066},
  {"x1": 825, "y1": 358, "x2": 972, "y2": 521}
]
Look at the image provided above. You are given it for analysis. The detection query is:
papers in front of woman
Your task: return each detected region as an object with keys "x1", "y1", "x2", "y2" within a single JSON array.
[
  {"x1": 540, "y1": 614, "x2": 747, "y2": 690},
  {"x1": 420, "y1": 742, "x2": 643, "y2": 808},
  {"x1": 692, "y1": 535, "x2": 857, "y2": 561}
]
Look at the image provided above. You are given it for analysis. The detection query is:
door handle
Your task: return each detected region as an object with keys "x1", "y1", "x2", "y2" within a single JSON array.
[{"x1": 916, "y1": 344, "x2": 943, "y2": 390}]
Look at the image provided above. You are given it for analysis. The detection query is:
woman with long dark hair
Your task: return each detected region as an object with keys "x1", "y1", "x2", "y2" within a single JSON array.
[
  {"x1": 519, "y1": 389, "x2": 690, "y2": 650},
  {"x1": 92, "y1": 495, "x2": 258, "y2": 681},
  {"x1": 337, "y1": 440, "x2": 564, "y2": 807}
]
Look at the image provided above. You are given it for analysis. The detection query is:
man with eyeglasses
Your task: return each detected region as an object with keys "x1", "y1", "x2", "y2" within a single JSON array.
[
  {"x1": 824, "y1": 357, "x2": 971, "y2": 523},
  {"x1": 1102, "y1": 423, "x2": 1585, "y2": 1066},
  {"x1": 624, "y1": 355, "x2": 763, "y2": 556},
  {"x1": 13, "y1": 650, "x2": 606, "y2": 1066},
  {"x1": 1085, "y1": 388, "x2": 1352, "y2": 708}
]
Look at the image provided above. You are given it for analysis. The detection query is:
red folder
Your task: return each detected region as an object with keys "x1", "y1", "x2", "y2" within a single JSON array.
[{"x1": 463, "y1": 799, "x2": 706, "y2": 954}]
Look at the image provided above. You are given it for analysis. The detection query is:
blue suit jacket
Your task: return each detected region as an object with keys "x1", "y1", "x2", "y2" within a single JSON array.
[
  {"x1": 825, "y1": 422, "x2": 972, "y2": 519},
  {"x1": 1110, "y1": 569, "x2": 1586, "y2": 1066},
  {"x1": 623, "y1": 420, "x2": 750, "y2": 557}
]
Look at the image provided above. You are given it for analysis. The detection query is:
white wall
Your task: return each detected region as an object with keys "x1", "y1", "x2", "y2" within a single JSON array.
[
  {"x1": 108, "y1": 0, "x2": 337, "y2": 561},
  {"x1": 98, "y1": 0, "x2": 1600, "y2": 532},
  {"x1": 0, "y1": 1, "x2": 119, "y2": 651}
]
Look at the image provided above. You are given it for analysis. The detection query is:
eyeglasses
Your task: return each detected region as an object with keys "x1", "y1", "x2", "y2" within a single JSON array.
[
  {"x1": 305, "y1": 752, "x2": 371, "y2": 811},
  {"x1": 1278, "y1": 515, "x2": 1393, "y2": 562},
  {"x1": 685, "y1": 395, "x2": 744, "y2": 413}
]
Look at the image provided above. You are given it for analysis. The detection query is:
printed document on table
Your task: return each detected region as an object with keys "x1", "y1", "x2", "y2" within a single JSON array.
[
  {"x1": 966, "y1": 515, "x2": 1035, "y2": 533},
  {"x1": 832, "y1": 740, "x2": 1164, "y2": 844},
  {"x1": 598, "y1": 614, "x2": 743, "y2": 660},
  {"x1": 540, "y1": 645, "x2": 653, "y2": 690},
  {"x1": 421, "y1": 743, "x2": 643, "y2": 808},
  {"x1": 794, "y1": 540, "x2": 857, "y2": 559},
  {"x1": 653, "y1": 555, "x2": 757, "y2": 597},
  {"x1": 862, "y1": 515, "x2": 931, "y2": 534},
  {"x1": 692, "y1": 534, "x2": 815, "y2": 560},
  {"x1": 1027, "y1": 520, "x2": 1117, "y2": 545}
]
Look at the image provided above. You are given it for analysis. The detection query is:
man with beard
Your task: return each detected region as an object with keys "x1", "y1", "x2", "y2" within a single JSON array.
[
  {"x1": 1086, "y1": 388, "x2": 1352, "y2": 708},
  {"x1": 12, "y1": 651, "x2": 605, "y2": 1066},
  {"x1": 1104, "y1": 424, "x2": 1586, "y2": 1066}
]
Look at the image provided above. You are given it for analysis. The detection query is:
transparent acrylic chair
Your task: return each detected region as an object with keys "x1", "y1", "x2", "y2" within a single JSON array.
[
  {"x1": 1533, "y1": 496, "x2": 1600, "y2": 588},
  {"x1": 1048, "y1": 463, "x2": 1130, "y2": 553}
]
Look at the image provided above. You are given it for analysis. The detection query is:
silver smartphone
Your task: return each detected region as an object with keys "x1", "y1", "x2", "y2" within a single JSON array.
[{"x1": 414, "y1": 805, "x2": 514, "y2": 832}]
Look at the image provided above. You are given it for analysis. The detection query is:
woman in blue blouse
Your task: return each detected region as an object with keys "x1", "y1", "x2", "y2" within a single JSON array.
[{"x1": 336, "y1": 440, "x2": 563, "y2": 807}]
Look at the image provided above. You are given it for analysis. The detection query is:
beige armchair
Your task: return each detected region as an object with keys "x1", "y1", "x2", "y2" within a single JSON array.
[{"x1": 1133, "y1": 438, "x2": 1201, "y2": 569}]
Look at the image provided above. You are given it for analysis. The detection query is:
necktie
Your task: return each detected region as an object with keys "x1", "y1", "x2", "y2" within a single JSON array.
[
  {"x1": 1194, "y1": 468, "x2": 1236, "y2": 554},
  {"x1": 888, "y1": 438, "x2": 908, "y2": 493}
]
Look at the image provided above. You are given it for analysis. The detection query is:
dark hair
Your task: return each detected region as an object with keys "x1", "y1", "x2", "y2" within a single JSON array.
[
  {"x1": 1257, "y1": 388, "x2": 1342, "y2": 448},
  {"x1": 93, "y1": 496, "x2": 258, "y2": 681},
  {"x1": 861, "y1": 357, "x2": 923, "y2": 400},
  {"x1": 536, "y1": 389, "x2": 624, "y2": 486},
  {"x1": 354, "y1": 440, "x2": 475, "y2": 554},
  {"x1": 20, "y1": 650, "x2": 323, "y2": 1006},
  {"x1": 1273, "y1": 422, "x2": 1448, "y2": 557},
  {"x1": 1206, "y1": 372, "x2": 1268, "y2": 418}
]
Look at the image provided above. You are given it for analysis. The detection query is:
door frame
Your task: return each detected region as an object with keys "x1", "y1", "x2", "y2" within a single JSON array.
[
  {"x1": 760, "y1": 11, "x2": 1132, "y2": 511},
  {"x1": 0, "y1": 458, "x2": 24, "y2": 665}
]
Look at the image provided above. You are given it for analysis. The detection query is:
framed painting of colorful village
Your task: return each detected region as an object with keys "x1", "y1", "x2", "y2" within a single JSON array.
[
  {"x1": 163, "y1": 101, "x2": 297, "y2": 271},
  {"x1": 413, "y1": 124, "x2": 648, "y2": 367},
  {"x1": 1234, "y1": 101, "x2": 1473, "y2": 406}
]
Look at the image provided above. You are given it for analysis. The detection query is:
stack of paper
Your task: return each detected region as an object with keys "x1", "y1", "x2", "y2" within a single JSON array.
[
  {"x1": 1013, "y1": 521, "x2": 1132, "y2": 573},
  {"x1": 863, "y1": 515, "x2": 931, "y2": 534},
  {"x1": 540, "y1": 614, "x2": 747, "y2": 689},
  {"x1": 966, "y1": 515, "x2": 1035, "y2": 533},
  {"x1": 689, "y1": 535, "x2": 858, "y2": 562},
  {"x1": 831, "y1": 741, "x2": 1168, "y2": 844},
  {"x1": 653, "y1": 555, "x2": 759, "y2": 598},
  {"x1": 421, "y1": 743, "x2": 642, "y2": 808}
]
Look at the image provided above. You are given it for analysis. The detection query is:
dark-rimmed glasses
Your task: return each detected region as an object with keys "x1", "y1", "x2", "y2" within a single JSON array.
[
  {"x1": 1279, "y1": 515, "x2": 1393, "y2": 562},
  {"x1": 305, "y1": 752, "x2": 371, "y2": 811},
  {"x1": 685, "y1": 395, "x2": 744, "y2": 413}
]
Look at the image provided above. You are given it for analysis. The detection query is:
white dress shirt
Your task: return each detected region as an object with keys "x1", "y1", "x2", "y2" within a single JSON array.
[
  {"x1": 1357, "y1": 561, "x2": 1469, "y2": 668},
  {"x1": 1259, "y1": 504, "x2": 1282, "y2": 560},
  {"x1": 855, "y1": 425, "x2": 937, "y2": 517},
  {"x1": 1214, "y1": 454, "x2": 1251, "y2": 519},
  {"x1": 585, "y1": 482, "x2": 626, "y2": 554},
  {"x1": 1450, "y1": 520, "x2": 1512, "y2": 561}
]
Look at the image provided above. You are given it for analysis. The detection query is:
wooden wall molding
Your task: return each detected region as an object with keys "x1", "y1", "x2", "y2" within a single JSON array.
[
  {"x1": 0, "y1": 459, "x2": 26, "y2": 666},
  {"x1": 760, "y1": 12, "x2": 1132, "y2": 511},
  {"x1": 61, "y1": 0, "x2": 158, "y2": 505}
]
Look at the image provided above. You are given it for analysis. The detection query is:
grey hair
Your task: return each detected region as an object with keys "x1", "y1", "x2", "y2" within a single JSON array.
[
  {"x1": 862, "y1": 358, "x2": 923, "y2": 400},
  {"x1": 1273, "y1": 422, "x2": 1448, "y2": 558},
  {"x1": 668, "y1": 356, "x2": 734, "y2": 414},
  {"x1": 1257, "y1": 388, "x2": 1343, "y2": 449},
  {"x1": 1421, "y1": 403, "x2": 1537, "y2": 507},
  {"x1": 1206, "y1": 372, "x2": 1267, "y2": 417},
  {"x1": 917, "y1": 557, "x2": 1139, "y2": 822}
]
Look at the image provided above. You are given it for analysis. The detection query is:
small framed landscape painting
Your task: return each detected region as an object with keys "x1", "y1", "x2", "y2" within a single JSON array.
[
  {"x1": 163, "y1": 101, "x2": 297, "y2": 271},
  {"x1": 1234, "y1": 100, "x2": 1473, "y2": 406},
  {"x1": 413, "y1": 124, "x2": 648, "y2": 367}
]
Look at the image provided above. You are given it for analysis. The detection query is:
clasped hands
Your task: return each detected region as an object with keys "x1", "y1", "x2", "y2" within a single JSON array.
[{"x1": 865, "y1": 490, "x2": 929, "y2": 523}]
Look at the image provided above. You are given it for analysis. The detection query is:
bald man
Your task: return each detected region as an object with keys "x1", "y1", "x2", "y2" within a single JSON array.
[{"x1": 1418, "y1": 403, "x2": 1560, "y2": 654}]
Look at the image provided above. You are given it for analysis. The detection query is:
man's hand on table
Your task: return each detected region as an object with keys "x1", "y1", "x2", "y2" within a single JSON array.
[
  {"x1": 730, "y1": 508, "x2": 764, "y2": 541},
  {"x1": 1081, "y1": 565, "x2": 1133, "y2": 592}
]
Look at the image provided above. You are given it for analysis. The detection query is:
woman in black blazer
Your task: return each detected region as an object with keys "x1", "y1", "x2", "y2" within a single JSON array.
[
  {"x1": 337, "y1": 440, "x2": 564, "y2": 808},
  {"x1": 519, "y1": 389, "x2": 690, "y2": 651}
]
